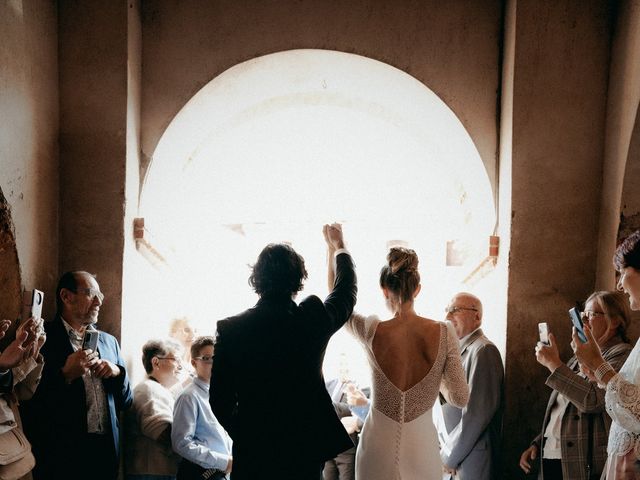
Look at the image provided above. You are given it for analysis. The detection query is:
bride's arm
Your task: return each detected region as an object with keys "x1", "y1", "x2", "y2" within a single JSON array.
[
  {"x1": 440, "y1": 324, "x2": 469, "y2": 408},
  {"x1": 605, "y1": 373, "x2": 640, "y2": 433}
]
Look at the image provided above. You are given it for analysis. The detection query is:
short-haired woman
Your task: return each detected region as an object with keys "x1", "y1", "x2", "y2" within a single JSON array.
[{"x1": 125, "y1": 339, "x2": 183, "y2": 480}]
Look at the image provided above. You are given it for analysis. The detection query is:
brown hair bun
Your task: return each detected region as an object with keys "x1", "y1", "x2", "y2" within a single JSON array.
[
  {"x1": 388, "y1": 247, "x2": 419, "y2": 275},
  {"x1": 380, "y1": 247, "x2": 421, "y2": 303}
]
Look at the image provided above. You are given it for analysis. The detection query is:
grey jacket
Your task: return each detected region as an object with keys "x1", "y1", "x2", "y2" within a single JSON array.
[{"x1": 439, "y1": 328, "x2": 504, "y2": 480}]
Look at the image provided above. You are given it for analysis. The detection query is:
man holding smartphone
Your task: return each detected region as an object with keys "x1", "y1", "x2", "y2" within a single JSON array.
[{"x1": 21, "y1": 271, "x2": 133, "y2": 480}]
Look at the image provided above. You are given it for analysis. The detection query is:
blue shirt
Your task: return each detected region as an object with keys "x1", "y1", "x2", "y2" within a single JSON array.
[{"x1": 172, "y1": 377, "x2": 232, "y2": 471}]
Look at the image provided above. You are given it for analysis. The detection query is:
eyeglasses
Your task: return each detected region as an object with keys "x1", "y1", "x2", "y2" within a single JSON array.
[
  {"x1": 72, "y1": 287, "x2": 105, "y2": 302},
  {"x1": 193, "y1": 355, "x2": 213, "y2": 363},
  {"x1": 581, "y1": 311, "x2": 605, "y2": 321},
  {"x1": 445, "y1": 306, "x2": 478, "y2": 314}
]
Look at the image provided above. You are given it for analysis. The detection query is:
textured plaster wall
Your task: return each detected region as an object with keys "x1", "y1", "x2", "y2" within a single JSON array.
[
  {"x1": 504, "y1": 1, "x2": 613, "y2": 477},
  {"x1": 58, "y1": 0, "x2": 129, "y2": 338},
  {"x1": 0, "y1": 0, "x2": 59, "y2": 322},
  {"x1": 596, "y1": 0, "x2": 640, "y2": 290},
  {"x1": 140, "y1": 0, "x2": 502, "y2": 192},
  {"x1": 121, "y1": 0, "x2": 146, "y2": 383},
  {"x1": 621, "y1": 109, "x2": 640, "y2": 237},
  {"x1": 618, "y1": 0, "x2": 640, "y2": 243}
]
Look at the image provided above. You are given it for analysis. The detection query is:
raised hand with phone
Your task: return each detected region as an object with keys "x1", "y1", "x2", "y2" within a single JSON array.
[
  {"x1": 522, "y1": 291, "x2": 633, "y2": 479},
  {"x1": 534, "y1": 326, "x2": 563, "y2": 373}
]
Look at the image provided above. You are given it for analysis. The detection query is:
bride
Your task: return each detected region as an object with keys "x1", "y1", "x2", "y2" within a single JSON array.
[{"x1": 327, "y1": 238, "x2": 469, "y2": 479}]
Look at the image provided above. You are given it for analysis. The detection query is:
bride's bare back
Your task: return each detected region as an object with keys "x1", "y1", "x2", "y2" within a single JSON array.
[{"x1": 371, "y1": 314, "x2": 443, "y2": 391}]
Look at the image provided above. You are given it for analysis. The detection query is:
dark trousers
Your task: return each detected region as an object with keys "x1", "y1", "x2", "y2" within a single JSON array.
[
  {"x1": 542, "y1": 459, "x2": 563, "y2": 480},
  {"x1": 33, "y1": 431, "x2": 117, "y2": 480},
  {"x1": 323, "y1": 447, "x2": 355, "y2": 480},
  {"x1": 177, "y1": 459, "x2": 227, "y2": 480},
  {"x1": 231, "y1": 462, "x2": 323, "y2": 480}
]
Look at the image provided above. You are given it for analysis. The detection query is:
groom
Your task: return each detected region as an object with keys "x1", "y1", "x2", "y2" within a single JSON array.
[{"x1": 210, "y1": 224, "x2": 357, "y2": 480}]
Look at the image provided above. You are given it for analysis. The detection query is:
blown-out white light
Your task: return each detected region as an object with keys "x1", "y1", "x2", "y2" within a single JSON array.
[{"x1": 134, "y1": 50, "x2": 495, "y2": 385}]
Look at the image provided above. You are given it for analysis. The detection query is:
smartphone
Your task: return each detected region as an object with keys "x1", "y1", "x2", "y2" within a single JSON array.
[
  {"x1": 569, "y1": 306, "x2": 587, "y2": 343},
  {"x1": 82, "y1": 329, "x2": 99, "y2": 352},
  {"x1": 22, "y1": 289, "x2": 44, "y2": 322},
  {"x1": 538, "y1": 322, "x2": 549, "y2": 345}
]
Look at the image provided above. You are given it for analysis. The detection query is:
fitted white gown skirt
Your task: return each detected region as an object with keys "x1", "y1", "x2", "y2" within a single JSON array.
[{"x1": 355, "y1": 406, "x2": 442, "y2": 480}]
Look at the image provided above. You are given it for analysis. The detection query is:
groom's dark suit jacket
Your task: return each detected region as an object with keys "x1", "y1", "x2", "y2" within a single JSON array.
[{"x1": 211, "y1": 252, "x2": 357, "y2": 479}]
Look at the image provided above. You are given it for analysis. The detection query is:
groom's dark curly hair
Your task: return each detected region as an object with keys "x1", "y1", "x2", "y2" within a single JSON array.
[{"x1": 249, "y1": 243, "x2": 308, "y2": 297}]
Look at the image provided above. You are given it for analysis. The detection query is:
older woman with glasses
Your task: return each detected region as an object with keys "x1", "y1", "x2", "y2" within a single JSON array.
[
  {"x1": 576, "y1": 230, "x2": 640, "y2": 479},
  {"x1": 125, "y1": 339, "x2": 183, "y2": 480},
  {"x1": 520, "y1": 291, "x2": 632, "y2": 479}
]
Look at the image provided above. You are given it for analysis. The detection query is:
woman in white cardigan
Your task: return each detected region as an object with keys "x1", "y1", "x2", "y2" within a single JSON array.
[{"x1": 125, "y1": 339, "x2": 183, "y2": 480}]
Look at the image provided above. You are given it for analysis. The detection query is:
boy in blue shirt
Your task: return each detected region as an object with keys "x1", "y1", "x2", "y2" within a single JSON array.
[{"x1": 172, "y1": 336, "x2": 232, "y2": 480}]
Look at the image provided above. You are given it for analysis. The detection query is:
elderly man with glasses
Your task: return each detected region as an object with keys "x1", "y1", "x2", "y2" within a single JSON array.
[
  {"x1": 435, "y1": 292, "x2": 504, "y2": 480},
  {"x1": 21, "y1": 271, "x2": 133, "y2": 480}
]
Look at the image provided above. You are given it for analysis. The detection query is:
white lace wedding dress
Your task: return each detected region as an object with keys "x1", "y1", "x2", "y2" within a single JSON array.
[
  {"x1": 605, "y1": 339, "x2": 640, "y2": 479},
  {"x1": 347, "y1": 314, "x2": 469, "y2": 480}
]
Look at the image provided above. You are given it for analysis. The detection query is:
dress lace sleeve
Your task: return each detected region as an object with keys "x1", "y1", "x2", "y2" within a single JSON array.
[
  {"x1": 606, "y1": 373, "x2": 640, "y2": 433},
  {"x1": 440, "y1": 323, "x2": 469, "y2": 408},
  {"x1": 345, "y1": 313, "x2": 368, "y2": 344}
]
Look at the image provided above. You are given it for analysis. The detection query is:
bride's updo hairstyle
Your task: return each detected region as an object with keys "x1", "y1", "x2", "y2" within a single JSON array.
[{"x1": 379, "y1": 247, "x2": 420, "y2": 303}]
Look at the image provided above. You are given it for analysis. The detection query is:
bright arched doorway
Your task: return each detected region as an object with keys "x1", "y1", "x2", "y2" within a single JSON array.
[{"x1": 123, "y1": 50, "x2": 499, "y2": 385}]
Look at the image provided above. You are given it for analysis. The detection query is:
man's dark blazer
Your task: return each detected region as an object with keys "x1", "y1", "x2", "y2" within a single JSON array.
[
  {"x1": 210, "y1": 251, "x2": 357, "y2": 479},
  {"x1": 21, "y1": 315, "x2": 133, "y2": 479}
]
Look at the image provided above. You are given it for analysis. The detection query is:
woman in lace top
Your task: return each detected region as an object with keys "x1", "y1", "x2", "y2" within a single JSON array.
[
  {"x1": 326, "y1": 243, "x2": 469, "y2": 479},
  {"x1": 575, "y1": 230, "x2": 640, "y2": 479}
]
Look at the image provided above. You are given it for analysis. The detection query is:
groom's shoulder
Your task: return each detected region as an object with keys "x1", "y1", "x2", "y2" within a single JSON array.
[
  {"x1": 216, "y1": 305, "x2": 266, "y2": 334},
  {"x1": 298, "y1": 294, "x2": 325, "y2": 312}
]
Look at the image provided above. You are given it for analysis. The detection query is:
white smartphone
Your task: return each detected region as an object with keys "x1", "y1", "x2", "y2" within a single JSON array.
[
  {"x1": 538, "y1": 322, "x2": 549, "y2": 345},
  {"x1": 22, "y1": 289, "x2": 44, "y2": 321}
]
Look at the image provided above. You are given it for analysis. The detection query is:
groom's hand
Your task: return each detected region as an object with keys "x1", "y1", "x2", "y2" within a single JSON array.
[{"x1": 323, "y1": 223, "x2": 345, "y2": 250}]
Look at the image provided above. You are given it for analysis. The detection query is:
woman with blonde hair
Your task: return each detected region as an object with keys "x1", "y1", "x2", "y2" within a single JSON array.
[
  {"x1": 521, "y1": 290, "x2": 632, "y2": 479},
  {"x1": 576, "y1": 230, "x2": 640, "y2": 478}
]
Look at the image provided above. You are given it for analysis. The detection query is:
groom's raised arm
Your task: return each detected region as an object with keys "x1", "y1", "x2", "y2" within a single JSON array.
[{"x1": 322, "y1": 224, "x2": 357, "y2": 334}]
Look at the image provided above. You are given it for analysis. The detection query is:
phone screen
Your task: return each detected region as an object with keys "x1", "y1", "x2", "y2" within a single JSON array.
[
  {"x1": 538, "y1": 322, "x2": 549, "y2": 345},
  {"x1": 22, "y1": 289, "x2": 44, "y2": 322},
  {"x1": 82, "y1": 330, "x2": 99, "y2": 352},
  {"x1": 569, "y1": 307, "x2": 587, "y2": 343}
]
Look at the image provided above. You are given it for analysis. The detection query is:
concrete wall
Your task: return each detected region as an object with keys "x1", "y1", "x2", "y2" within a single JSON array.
[
  {"x1": 621, "y1": 108, "x2": 640, "y2": 238},
  {"x1": 0, "y1": 0, "x2": 59, "y2": 322},
  {"x1": 140, "y1": 0, "x2": 502, "y2": 192},
  {"x1": 58, "y1": 0, "x2": 130, "y2": 337},
  {"x1": 596, "y1": 0, "x2": 640, "y2": 290},
  {"x1": 505, "y1": 1, "x2": 613, "y2": 476},
  {"x1": 619, "y1": 2, "x2": 640, "y2": 242}
]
